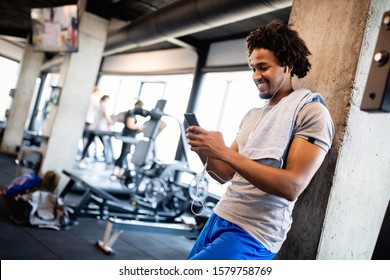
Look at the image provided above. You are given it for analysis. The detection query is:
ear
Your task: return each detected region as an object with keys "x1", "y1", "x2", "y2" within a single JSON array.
[{"x1": 284, "y1": 66, "x2": 289, "y2": 74}]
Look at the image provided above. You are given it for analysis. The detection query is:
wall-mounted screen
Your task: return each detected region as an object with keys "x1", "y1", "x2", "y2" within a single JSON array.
[{"x1": 31, "y1": 5, "x2": 78, "y2": 53}]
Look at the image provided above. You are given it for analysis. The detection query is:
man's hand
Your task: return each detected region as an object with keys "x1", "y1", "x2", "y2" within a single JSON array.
[{"x1": 186, "y1": 126, "x2": 228, "y2": 160}]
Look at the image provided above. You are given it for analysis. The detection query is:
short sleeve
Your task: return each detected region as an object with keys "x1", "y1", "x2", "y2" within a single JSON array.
[{"x1": 294, "y1": 102, "x2": 334, "y2": 152}]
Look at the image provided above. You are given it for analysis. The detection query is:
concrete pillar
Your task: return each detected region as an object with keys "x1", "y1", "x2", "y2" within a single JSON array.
[
  {"x1": 39, "y1": 12, "x2": 108, "y2": 191},
  {"x1": 0, "y1": 43, "x2": 44, "y2": 154},
  {"x1": 276, "y1": 0, "x2": 390, "y2": 259}
]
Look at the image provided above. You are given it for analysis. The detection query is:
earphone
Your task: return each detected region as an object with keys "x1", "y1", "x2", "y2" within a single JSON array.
[
  {"x1": 268, "y1": 65, "x2": 289, "y2": 101},
  {"x1": 190, "y1": 157, "x2": 229, "y2": 216},
  {"x1": 190, "y1": 159, "x2": 209, "y2": 216}
]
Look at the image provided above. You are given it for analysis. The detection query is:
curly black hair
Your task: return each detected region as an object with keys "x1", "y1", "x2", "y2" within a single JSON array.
[{"x1": 246, "y1": 20, "x2": 311, "y2": 78}]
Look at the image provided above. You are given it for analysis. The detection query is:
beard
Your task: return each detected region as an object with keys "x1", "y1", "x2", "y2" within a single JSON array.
[
  {"x1": 256, "y1": 75, "x2": 286, "y2": 100},
  {"x1": 259, "y1": 92, "x2": 273, "y2": 99},
  {"x1": 256, "y1": 80, "x2": 273, "y2": 99}
]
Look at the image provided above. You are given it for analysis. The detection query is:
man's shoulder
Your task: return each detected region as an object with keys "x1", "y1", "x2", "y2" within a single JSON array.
[
  {"x1": 296, "y1": 101, "x2": 334, "y2": 136},
  {"x1": 300, "y1": 101, "x2": 330, "y2": 117}
]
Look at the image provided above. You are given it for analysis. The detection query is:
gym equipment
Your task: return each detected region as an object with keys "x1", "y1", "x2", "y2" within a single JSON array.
[
  {"x1": 15, "y1": 147, "x2": 43, "y2": 176},
  {"x1": 118, "y1": 115, "x2": 209, "y2": 220},
  {"x1": 60, "y1": 99, "x2": 211, "y2": 254}
]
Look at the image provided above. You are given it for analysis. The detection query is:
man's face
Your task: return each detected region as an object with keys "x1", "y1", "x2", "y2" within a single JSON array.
[{"x1": 249, "y1": 48, "x2": 285, "y2": 100}]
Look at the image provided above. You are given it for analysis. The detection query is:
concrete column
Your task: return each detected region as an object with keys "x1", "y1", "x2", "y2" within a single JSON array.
[
  {"x1": 39, "y1": 12, "x2": 108, "y2": 191},
  {"x1": 276, "y1": 0, "x2": 390, "y2": 259},
  {"x1": 0, "y1": 43, "x2": 44, "y2": 154}
]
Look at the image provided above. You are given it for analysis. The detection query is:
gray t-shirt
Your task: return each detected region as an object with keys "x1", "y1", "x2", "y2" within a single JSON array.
[{"x1": 214, "y1": 101, "x2": 334, "y2": 253}]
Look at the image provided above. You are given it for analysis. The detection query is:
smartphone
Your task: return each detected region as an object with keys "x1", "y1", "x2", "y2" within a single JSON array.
[{"x1": 184, "y1": 113, "x2": 200, "y2": 126}]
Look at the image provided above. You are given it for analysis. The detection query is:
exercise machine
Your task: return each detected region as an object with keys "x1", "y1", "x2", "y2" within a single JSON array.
[{"x1": 60, "y1": 99, "x2": 211, "y2": 254}]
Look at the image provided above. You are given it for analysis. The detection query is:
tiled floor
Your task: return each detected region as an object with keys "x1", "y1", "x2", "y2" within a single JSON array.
[{"x1": 0, "y1": 153, "x2": 196, "y2": 260}]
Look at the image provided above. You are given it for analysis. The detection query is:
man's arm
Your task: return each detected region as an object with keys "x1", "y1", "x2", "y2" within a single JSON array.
[
  {"x1": 187, "y1": 126, "x2": 326, "y2": 201},
  {"x1": 224, "y1": 137, "x2": 326, "y2": 201}
]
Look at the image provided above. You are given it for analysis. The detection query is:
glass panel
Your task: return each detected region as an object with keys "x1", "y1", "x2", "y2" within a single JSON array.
[
  {"x1": 139, "y1": 82, "x2": 166, "y2": 110},
  {"x1": 97, "y1": 74, "x2": 193, "y2": 163},
  {"x1": 30, "y1": 73, "x2": 60, "y2": 133},
  {"x1": 0, "y1": 56, "x2": 20, "y2": 122}
]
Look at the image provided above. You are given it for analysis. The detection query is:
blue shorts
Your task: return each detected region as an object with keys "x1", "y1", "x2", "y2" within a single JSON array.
[{"x1": 187, "y1": 213, "x2": 276, "y2": 260}]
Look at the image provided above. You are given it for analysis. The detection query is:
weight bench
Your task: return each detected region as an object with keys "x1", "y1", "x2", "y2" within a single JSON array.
[
  {"x1": 59, "y1": 170, "x2": 136, "y2": 221},
  {"x1": 60, "y1": 169, "x2": 202, "y2": 255}
]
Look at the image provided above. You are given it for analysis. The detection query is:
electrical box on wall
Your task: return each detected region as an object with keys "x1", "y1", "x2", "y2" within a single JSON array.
[{"x1": 361, "y1": 11, "x2": 390, "y2": 112}]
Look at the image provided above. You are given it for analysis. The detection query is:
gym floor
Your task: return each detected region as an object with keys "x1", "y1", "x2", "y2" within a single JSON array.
[{"x1": 0, "y1": 152, "x2": 195, "y2": 260}]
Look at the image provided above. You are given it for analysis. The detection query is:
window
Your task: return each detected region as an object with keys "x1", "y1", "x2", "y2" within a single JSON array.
[
  {"x1": 28, "y1": 73, "x2": 60, "y2": 132},
  {"x1": 97, "y1": 74, "x2": 194, "y2": 162},
  {"x1": 138, "y1": 82, "x2": 166, "y2": 110},
  {"x1": 0, "y1": 56, "x2": 20, "y2": 122}
]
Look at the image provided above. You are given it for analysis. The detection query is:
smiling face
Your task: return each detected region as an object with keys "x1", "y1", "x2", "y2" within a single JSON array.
[{"x1": 249, "y1": 48, "x2": 291, "y2": 102}]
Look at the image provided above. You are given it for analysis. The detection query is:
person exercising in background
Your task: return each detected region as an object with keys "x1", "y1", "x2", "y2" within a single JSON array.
[
  {"x1": 110, "y1": 100, "x2": 148, "y2": 180},
  {"x1": 79, "y1": 95, "x2": 114, "y2": 168},
  {"x1": 81, "y1": 86, "x2": 101, "y2": 159},
  {"x1": 186, "y1": 21, "x2": 334, "y2": 260}
]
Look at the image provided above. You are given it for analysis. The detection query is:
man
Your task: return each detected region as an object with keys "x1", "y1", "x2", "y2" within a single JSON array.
[
  {"x1": 84, "y1": 86, "x2": 101, "y2": 132},
  {"x1": 111, "y1": 100, "x2": 148, "y2": 179},
  {"x1": 81, "y1": 86, "x2": 101, "y2": 159},
  {"x1": 186, "y1": 21, "x2": 334, "y2": 260},
  {"x1": 79, "y1": 95, "x2": 114, "y2": 167}
]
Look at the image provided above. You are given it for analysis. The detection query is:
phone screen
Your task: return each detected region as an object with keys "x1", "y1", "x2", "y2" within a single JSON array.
[{"x1": 184, "y1": 113, "x2": 200, "y2": 126}]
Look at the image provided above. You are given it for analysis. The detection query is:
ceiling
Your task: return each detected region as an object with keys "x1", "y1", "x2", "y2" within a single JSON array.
[{"x1": 0, "y1": 0, "x2": 292, "y2": 57}]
